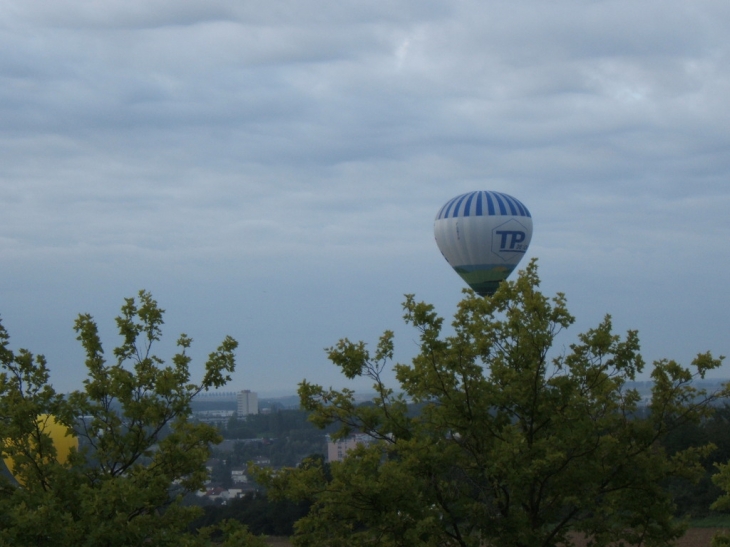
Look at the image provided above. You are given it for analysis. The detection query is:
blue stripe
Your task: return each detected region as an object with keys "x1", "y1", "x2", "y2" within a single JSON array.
[
  {"x1": 494, "y1": 193, "x2": 507, "y2": 214},
  {"x1": 435, "y1": 191, "x2": 531, "y2": 219},
  {"x1": 485, "y1": 193, "x2": 496, "y2": 215},
  {"x1": 463, "y1": 192, "x2": 476, "y2": 216},
  {"x1": 442, "y1": 196, "x2": 458, "y2": 219},
  {"x1": 513, "y1": 198, "x2": 527, "y2": 217},
  {"x1": 452, "y1": 194, "x2": 469, "y2": 217},
  {"x1": 500, "y1": 193, "x2": 518, "y2": 215},
  {"x1": 440, "y1": 199, "x2": 455, "y2": 219}
]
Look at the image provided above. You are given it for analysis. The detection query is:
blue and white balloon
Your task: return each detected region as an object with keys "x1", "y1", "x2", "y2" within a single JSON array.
[{"x1": 434, "y1": 191, "x2": 533, "y2": 296}]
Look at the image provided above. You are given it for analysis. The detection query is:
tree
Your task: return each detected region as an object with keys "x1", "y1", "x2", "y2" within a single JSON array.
[
  {"x1": 710, "y1": 463, "x2": 730, "y2": 546},
  {"x1": 0, "y1": 290, "x2": 265, "y2": 547},
  {"x1": 257, "y1": 260, "x2": 728, "y2": 547},
  {"x1": 706, "y1": 419, "x2": 730, "y2": 547}
]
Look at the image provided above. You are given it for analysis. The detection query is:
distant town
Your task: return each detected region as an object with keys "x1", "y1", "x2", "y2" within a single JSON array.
[
  {"x1": 190, "y1": 379, "x2": 730, "y2": 504},
  {"x1": 191, "y1": 388, "x2": 351, "y2": 504}
]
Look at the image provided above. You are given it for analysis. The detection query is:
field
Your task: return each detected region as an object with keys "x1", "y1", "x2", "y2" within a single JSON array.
[{"x1": 264, "y1": 528, "x2": 730, "y2": 546}]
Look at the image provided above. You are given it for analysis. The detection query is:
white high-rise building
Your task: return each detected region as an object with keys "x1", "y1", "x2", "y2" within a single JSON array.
[{"x1": 236, "y1": 390, "x2": 258, "y2": 418}]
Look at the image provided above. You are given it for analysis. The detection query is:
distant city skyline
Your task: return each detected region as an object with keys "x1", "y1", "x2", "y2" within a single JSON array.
[{"x1": 194, "y1": 377, "x2": 730, "y2": 405}]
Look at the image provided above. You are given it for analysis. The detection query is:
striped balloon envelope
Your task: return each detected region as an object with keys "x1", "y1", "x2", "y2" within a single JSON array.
[{"x1": 434, "y1": 191, "x2": 532, "y2": 296}]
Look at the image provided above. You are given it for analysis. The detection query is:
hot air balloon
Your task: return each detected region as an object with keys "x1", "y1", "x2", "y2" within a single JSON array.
[
  {"x1": 434, "y1": 191, "x2": 532, "y2": 296},
  {"x1": 2, "y1": 414, "x2": 77, "y2": 485}
]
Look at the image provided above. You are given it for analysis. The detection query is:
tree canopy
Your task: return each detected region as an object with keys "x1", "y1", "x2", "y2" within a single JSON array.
[
  {"x1": 0, "y1": 290, "x2": 265, "y2": 547},
  {"x1": 258, "y1": 260, "x2": 728, "y2": 547}
]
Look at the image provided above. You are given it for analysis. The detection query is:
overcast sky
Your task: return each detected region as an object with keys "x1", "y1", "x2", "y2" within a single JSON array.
[{"x1": 1, "y1": 0, "x2": 728, "y2": 396}]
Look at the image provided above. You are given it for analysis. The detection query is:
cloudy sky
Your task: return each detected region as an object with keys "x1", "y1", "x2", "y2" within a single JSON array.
[{"x1": 1, "y1": 0, "x2": 728, "y2": 396}]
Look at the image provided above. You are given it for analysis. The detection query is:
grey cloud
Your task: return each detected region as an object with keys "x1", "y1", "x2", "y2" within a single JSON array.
[
  {"x1": 0, "y1": 0, "x2": 728, "y2": 392},
  {"x1": 11, "y1": 0, "x2": 450, "y2": 30}
]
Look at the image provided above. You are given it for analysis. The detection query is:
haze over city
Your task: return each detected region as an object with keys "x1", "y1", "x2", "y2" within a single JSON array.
[{"x1": 1, "y1": 0, "x2": 728, "y2": 395}]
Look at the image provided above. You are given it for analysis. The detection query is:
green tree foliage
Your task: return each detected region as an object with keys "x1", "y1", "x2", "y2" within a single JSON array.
[
  {"x1": 708, "y1": 417, "x2": 730, "y2": 547},
  {"x1": 0, "y1": 290, "x2": 265, "y2": 547},
  {"x1": 257, "y1": 260, "x2": 728, "y2": 547},
  {"x1": 660, "y1": 405, "x2": 730, "y2": 519},
  {"x1": 710, "y1": 470, "x2": 730, "y2": 546},
  {"x1": 192, "y1": 490, "x2": 312, "y2": 537}
]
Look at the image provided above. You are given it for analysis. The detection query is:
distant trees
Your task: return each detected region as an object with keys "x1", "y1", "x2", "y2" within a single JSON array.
[
  {"x1": 224, "y1": 416, "x2": 257, "y2": 440},
  {"x1": 217, "y1": 410, "x2": 328, "y2": 470},
  {"x1": 224, "y1": 409, "x2": 325, "y2": 440},
  {"x1": 0, "y1": 291, "x2": 265, "y2": 547},
  {"x1": 192, "y1": 491, "x2": 311, "y2": 537},
  {"x1": 257, "y1": 260, "x2": 729, "y2": 547}
]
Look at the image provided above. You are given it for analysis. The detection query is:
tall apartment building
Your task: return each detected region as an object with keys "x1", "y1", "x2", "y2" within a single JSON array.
[{"x1": 236, "y1": 390, "x2": 258, "y2": 418}]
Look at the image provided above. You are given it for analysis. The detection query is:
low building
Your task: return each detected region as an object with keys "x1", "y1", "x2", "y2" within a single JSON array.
[
  {"x1": 193, "y1": 409, "x2": 235, "y2": 425},
  {"x1": 231, "y1": 468, "x2": 248, "y2": 484}
]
